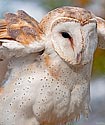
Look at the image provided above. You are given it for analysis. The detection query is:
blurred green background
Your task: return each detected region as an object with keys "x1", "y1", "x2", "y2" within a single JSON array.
[{"x1": 0, "y1": 0, "x2": 104, "y2": 77}]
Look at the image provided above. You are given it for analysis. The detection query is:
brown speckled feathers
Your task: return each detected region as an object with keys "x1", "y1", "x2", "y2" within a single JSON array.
[
  {"x1": 40, "y1": 6, "x2": 93, "y2": 33},
  {"x1": 0, "y1": 10, "x2": 43, "y2": 45}
]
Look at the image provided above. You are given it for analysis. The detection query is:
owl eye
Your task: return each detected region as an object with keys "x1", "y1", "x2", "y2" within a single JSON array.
[{"x1": 61, "y1": 32, "x2": 71, "y2": 39}]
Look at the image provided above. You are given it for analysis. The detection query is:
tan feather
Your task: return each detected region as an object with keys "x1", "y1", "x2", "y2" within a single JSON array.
[{"x1": 0, "y1": 10, "x2": 43, "y2": 45}]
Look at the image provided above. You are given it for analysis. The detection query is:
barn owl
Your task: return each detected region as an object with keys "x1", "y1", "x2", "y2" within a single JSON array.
[{"x1": 0, "y1": 6, "x2": 105, "y2": 125}]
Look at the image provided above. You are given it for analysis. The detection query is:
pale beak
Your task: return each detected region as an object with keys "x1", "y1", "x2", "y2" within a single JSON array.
[{"x1": 76, "y1": 52, "x2": 82, "y2": 64}]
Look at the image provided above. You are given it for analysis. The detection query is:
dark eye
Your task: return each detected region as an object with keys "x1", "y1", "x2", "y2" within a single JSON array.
[{"x1": 61, "y1": 32, "x2": 71, "y2": 39}]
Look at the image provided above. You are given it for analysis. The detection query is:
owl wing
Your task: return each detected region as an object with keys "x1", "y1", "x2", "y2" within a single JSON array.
[
  {"x1": 95, "y1": 16, "x2": 105, "y2": 49},
  {"x1": 0, "y1": 10, "x2": 45, "y2": 60},
  {"x1": 0, "y1": 10, "x2": 45, "y2": 86}
]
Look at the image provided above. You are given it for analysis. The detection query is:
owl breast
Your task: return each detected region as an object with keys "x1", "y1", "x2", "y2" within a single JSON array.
[
  {"x1": 32, "y1": 53, "x2": 90, "y2": 125},
  {"x1": 0, "y1": 53, "x2": 90, "y2": 125}
]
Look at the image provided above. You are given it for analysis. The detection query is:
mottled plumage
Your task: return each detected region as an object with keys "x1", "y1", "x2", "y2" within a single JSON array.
[{"x1": 0, "y1": 6, "x2": 105, "y2": 125}]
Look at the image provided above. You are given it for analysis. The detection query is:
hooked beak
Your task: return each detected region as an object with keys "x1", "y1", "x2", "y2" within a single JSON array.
[
  {"x1": 76, "y1": 52, "x2": 82, "y2": 64},
  {"x1": 76, "y1": 47, "x2": 85, "y2": 65}
]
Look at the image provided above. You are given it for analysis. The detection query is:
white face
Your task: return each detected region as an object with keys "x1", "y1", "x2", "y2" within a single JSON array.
[{"x1": 51, "y1": 21, "x2": 98, "y2": 65}]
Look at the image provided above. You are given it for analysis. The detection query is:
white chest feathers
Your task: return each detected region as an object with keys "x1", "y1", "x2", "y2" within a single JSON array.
[{"x1": 0, "y1": 53, "x2": 91, "y2": 125}]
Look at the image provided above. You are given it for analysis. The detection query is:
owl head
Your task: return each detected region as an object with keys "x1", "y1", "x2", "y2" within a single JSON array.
[
  {"x1": 0, "y1": 7, "x2": 105, "y2": 64},
  {"x1": 40, "y1": 6, "x2": 105, "y2": 66}
]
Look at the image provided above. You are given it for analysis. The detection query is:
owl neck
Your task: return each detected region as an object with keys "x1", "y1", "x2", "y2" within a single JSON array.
[{"x1": 43, "y1": 41, "x2": 92, "y2": 82}]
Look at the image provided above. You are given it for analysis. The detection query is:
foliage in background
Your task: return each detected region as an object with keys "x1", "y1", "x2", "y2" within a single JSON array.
[
  {"x1": 41, "y1": 0, "x2": 91, "y2": 10},
  {"x1": 92, "y1": 49, "x2": 105, "y2": 77},
  {"x1": 41, "y1": 0, "x2": 72, "y2": 10}
]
